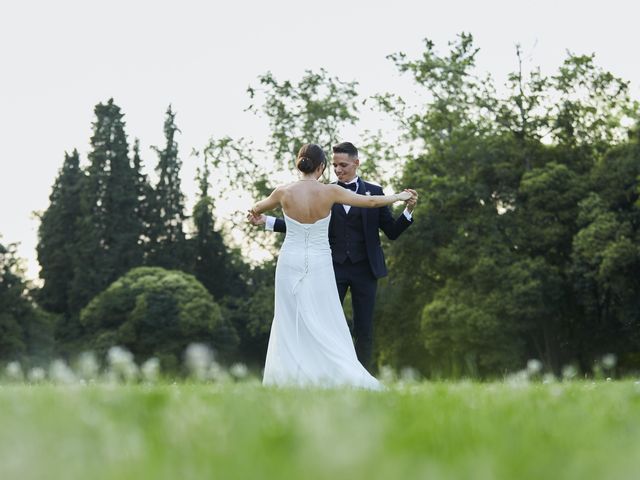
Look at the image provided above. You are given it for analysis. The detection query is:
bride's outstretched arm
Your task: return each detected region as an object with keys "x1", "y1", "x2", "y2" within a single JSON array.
[
  {"x1": 249, "y1": 186, "x2": 283, "y2": 216},
  {"x1": 329, "y1": 184, "x2": 412, "y2": 208}
]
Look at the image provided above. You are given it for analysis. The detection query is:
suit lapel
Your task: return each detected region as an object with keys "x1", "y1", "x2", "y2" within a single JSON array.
[
  {"x1": 333, "y1": 201, "x2": 347, "y2": 218},
  {"x1": 330, "y1": 181, "x2": 347, "y2": 218},
  {"x1": 357, "y1": 179, "x2": 369, "y2": 232}
]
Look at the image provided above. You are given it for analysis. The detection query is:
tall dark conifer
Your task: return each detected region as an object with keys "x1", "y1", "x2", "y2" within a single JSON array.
[
  {"x1": 191, "y1": 158, "x2": 240, "y2": 299},
  {"x1": 37, "y1": 149, "x2": 83, "y2": 314},
  {"x1": 70, "y1": 99, "x2": 142, "y2": 315},
  {"x1": 147, "y1": 105, "x2": 187, "y2": 269},
  {"x1": 131, "y1": 138, "x2": 154, "y2": 261}
]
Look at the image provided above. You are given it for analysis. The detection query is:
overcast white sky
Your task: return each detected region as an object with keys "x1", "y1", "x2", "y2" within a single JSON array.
[{"x1": 1, "y1": 0, "x2": 639, "y2": 281}]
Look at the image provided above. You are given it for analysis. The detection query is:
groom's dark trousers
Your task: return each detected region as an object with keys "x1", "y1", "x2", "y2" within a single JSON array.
[
  {"x1": 274, "y1": 179, "x2": 413, "y2": 371},
  {"x1": 333, "y1": 258, "x2": 378, "y2": 369}
]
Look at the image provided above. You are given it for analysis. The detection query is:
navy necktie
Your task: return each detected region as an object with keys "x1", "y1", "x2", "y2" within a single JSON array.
[{"x1": 338, "y1": 181, "x2": 358, "y2": 192}]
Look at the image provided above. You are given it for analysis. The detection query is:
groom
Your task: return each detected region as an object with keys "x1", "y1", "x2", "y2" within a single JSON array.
[{"x1": 253, "y1": 142, "x2": 417, "y2": 371}]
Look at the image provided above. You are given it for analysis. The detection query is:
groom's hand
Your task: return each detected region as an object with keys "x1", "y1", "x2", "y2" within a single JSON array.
[
  {"x1": 404, "y1": 189, "x2": 418, "y2": 213},
  {"x1": 247, "y1": 211, "x2": 267, "y2": 226}
]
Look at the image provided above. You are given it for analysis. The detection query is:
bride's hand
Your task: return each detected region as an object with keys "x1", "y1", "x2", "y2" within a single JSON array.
[
  {"x1": 246, "y1": 209, "x2": 266, "y2": 226},
  {"x1": 403, "y1": 188, "x2": 418, "y2": 212},
  {"x1": 396, "y1": 191, "x2": 412, "y2": 201}
]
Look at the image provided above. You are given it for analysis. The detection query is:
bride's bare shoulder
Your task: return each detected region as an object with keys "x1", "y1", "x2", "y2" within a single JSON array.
[
  {"x1": 273, "y1": 181, "x2": 302, "y2": 197},
  {"x1": 273, "y1": 182, "x2": 295, "y2": 191},
  {"x1": 323, "y1": 183, "x2": 343, "y2": 193}
]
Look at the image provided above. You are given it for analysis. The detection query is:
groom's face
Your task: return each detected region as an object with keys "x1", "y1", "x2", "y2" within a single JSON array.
[{"x1": 332, "y1": 153, "x2": 359, "y2": 183}]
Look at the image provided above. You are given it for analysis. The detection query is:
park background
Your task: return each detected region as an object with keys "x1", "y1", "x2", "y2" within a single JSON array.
[
  {"x1": 2, "y1": 2, "x2": 640, "y2": 479},
  {"x1": 2, "y1": 0, "x2": 640, "y2": 378}
]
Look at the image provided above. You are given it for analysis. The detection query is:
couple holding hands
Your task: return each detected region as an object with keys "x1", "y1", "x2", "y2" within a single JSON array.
[{"x1": 247, "y1": 142, "x2": 417, "y2": 389}]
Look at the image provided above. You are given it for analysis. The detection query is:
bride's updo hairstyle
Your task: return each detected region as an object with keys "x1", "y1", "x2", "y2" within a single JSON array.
[{"x1": 296, "y1": 143, "x2": 327, "y2": 174}]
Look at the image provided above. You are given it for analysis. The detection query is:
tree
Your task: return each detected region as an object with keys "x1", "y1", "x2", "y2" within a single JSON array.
[
  {"x1": 80, "y1": 266, "x2": 237, "y2": 369},
  {"x1": 37, "y1": 150, "x2": 83, "y2": 314},
  {"x1": 0, "y1": 241, "x2": 54, "y2": 365},
  {"x1": 223, "y1": 260, "x2": 275, "y2": 367},
  {"x1": 374, "y1": 34, "x2": 639, "y2": 376},
  {"x1": 247, "y1": 68, "x2": 359, "y2": 179},
  {"x1": 378, "y1": 33, "x2": 496, "y2": 151},
  {"x1": 70, "y1": 99, "x2": 142, "y2": 317},
  {"x1": 570, "y1": 141, "x2": 640, "y2": 370},
  {"x1": 372, "y1": 34, "x2": 506, "y2": 373},
  {"x1": 199, "y1": 136, "x2": 278, "y2": 256},
  {"x1": 131, "y1": 138, "x2": 155, "y2": 260},
  {"x1": 550, "y1": 54, "x2": 638, "y2": 152},
  {"x1": 190, "y1": 155, "x2": 245, "y2": 300},
  {"x1": 147, "y1": 105, "x2": 188, "y2": 270}
]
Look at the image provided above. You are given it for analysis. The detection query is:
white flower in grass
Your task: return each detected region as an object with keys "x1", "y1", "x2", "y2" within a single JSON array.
[
  {"x1": 77, "y1": 351, "x2": 100, "y2": 381},
  {"x1": 542, "y1": 373, "x2": 556, "y2": 384},
  {"x1": 208, "y1": 361, "x2": 231, "y2": 383},
  {"x1": 28, "y1": 367, "x2": 46, "y2": 383},
  {"x1": 108, "y1": 346, "x2": 134, "y2": 366},
  {"x1": 527, "y1": 359, "x2": 542, "y2": 374},
  {"x1": 185, "y1": 343, "x2": 213, "y2": 381},
  {"x1": 103, "y1": 370, "x2": 119, "y2": 385},
  {"x1": 561, "y1": 364, "x2": 577, "y2": 380},
  {"x1": 107, "y1": 346, "x2": 138, "y2": 383},
  {"x1": 399, "y1": 366, "x2": 420, "y2": 383},
  {"x1": 5, "y1": 361, "x2": 24, "y2": 381},
  {"x1": 141, "y1": 358, "x2": 160, "y2": 383},
  {"x1": 505, "y1": 369, "x2": 529, "y2": 387},
  {"x1": 230, "y1": 363, "x2": 249, "y2": 380},
  {"x1": 527, "y1": 359, "x2": 543, "y2": 376},
  {"x1": 378, "y1": 365, "x2": 396, "y2": 383},
  {"x1": 602, "y1": 354, "x2": 617, "y2": 370},
  {"x1": 49, "y1": 359, "x2": 77, "y2": 384}
]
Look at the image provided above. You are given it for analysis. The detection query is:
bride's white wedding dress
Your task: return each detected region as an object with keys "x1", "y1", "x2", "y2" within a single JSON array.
[{"x1": 263, "y1": 212, "x2": 382, "y2": 390}]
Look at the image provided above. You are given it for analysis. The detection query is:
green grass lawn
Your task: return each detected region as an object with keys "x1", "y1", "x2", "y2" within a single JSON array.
[{"x1": 1, "y1": 380, "x2": 639, "y2": 480}]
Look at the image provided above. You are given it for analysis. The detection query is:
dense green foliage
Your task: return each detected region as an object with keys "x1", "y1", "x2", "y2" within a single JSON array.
[
  {"x1": 375, "y1": 34, "x2": 640, "y2": 376},
  {"x1": 30, "y1": 99, "x2": 245, "y2": 361},
  {"x1": 1, "y1": 382, "x2": 639, "y2": 479},
  {"x1": 79, "y1": 267, "x2": 235, "y2": 368},
  {"x1": 0, "y1": 242, "x2": 54, "y2": 364}
]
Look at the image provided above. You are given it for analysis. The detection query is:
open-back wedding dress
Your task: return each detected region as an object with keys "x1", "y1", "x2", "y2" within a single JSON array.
[{"x1": 262, "y1": 212, "x2": 382, "y2": 390}]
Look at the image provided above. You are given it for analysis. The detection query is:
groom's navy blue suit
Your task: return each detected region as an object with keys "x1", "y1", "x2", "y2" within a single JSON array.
[{"x1": 273, "y1": 179, "x2": 413, "y2": 371}]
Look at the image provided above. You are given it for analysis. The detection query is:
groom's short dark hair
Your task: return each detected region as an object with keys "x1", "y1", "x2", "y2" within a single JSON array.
[{"x1": 333, "y1": 142, "x2": 358, "y2": 158}]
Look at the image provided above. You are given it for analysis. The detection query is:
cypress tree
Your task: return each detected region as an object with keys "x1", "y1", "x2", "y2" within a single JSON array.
[
  {"x1": 70, "y1": 99, "x2": 142, "y2": 314},
  {"x1": 147, "y1": 105, "x2": 188, "y2": 269},
  {"x1": 131, "y1": 138, "x2": 154, "y2": 261},
  {"x1": 37, "y1": 149, "x2": 82, "y2": 314},
  {"x1": 191, "y1": 158, "x2": 238, "y2": 299}
]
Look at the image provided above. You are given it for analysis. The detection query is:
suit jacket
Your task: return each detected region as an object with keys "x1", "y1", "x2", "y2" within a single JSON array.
[{"x1": 273, "y1": 179, "x2": 413, "y2": 279}]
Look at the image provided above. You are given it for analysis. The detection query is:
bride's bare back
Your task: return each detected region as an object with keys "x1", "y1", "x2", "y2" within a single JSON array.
[{"x1": 280, "y1": 181, "x2": 340, "y2": 223}]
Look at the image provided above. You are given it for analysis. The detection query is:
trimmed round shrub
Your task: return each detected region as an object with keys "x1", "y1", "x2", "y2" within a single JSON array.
[{"x1": 80, "y1": 267, "x2": 233, "y2": 367}]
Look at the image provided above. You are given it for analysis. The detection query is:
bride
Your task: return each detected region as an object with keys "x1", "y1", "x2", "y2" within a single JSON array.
[{"x1": 248, "y1": 143, "x2": 412, "y2": 389}]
